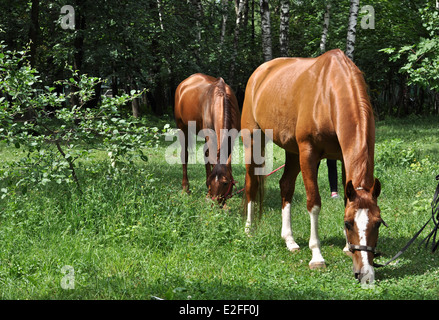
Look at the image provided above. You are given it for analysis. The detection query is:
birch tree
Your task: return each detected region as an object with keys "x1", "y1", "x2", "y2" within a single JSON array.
[
  {"x1": 260, "y1": 0, "x2": 272, "y2": 61},
  {"x1": 346, "y1": 0, "x2": 360, "y2": 60},
  {"x1": 279, "y1": 0, "x2": 290, "y2": 57},
  {"x1": 320, "y1": 3, "x2": 331, "y2": 54},
  {"x1": 191, "y1": 0, "x2": 203, "y2": 44},
  {"x1": 229, "y1": 0, "x2": 249, "y2": 86},
  {"x1": 220, "y1": 0, "x2": 228, "y2": 46}
]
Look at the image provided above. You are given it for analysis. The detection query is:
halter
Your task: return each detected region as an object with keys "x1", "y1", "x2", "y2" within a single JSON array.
[
  {"x1": 222, "y1": 179, "x2": 236, "y2": 201},
  {"x1": 211, "y1": 179, "x2": 237, "y2": 208},
  {"x1": 347, "y1": 243, "x2": 377, "y2": 255},
  {"x1": 346, "y1": 187, "x2": 379, "y2": 257}
]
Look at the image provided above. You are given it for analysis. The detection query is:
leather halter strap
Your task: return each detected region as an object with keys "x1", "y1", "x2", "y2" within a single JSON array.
[{"x1": 348, "y1": 243, "x2": 377, "y2": 254}]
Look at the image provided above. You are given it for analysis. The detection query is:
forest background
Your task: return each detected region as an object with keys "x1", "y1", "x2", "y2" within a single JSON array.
[
  {"x1": 1, "y1": 0, "x2": 439, "y2": 300},
  {"x1": 1, "y1": 0, "x2": 439, "y2": 119}
]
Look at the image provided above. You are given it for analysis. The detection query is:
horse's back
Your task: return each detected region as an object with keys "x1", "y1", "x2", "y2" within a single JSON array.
[
  {"x1": 174, "y1": 73, "x2": 216, "y2": 129},
  {"x1": 242, "y1": 49, "x2": 366, "y2": 156},
  {"x1": 175, "y1": 73, "x2": 240, "y2": 132}
]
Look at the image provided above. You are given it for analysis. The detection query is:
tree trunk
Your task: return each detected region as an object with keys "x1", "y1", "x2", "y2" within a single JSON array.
[
  {"x1": 70, "y1": 0, "x2": 85, "y2": 108},
  {"x1": 156, "y1": 0, "x2": 165, "y2": 31},
  {"x1": 346, "y1": 0, "x2": 359, "y2": 61},
  {"x1": 191, "y1": 0, "x2": 203, "y2": 55},
  {"x1": 229, "y1": 0, "x2": 249, "y2": 87},
  {"x1": 397, "y1": 75, "x2": 409, "y2": 117},
  {"x1": 111, "y1": 76, "x2": 118, "y2": 97},
  {"x1": 132, "y1": 91, "x2": 141, "y2": 118},
  {"x1": 260, "y1": 0, "x2": 272, "y2": 62},
  {"x1": 220, "y1": 0, "x2": 228, "y2": 46},
  {"x1": 320, "y1": 3, "x2": 331, "y2": 54},
  {"x1": 28, "y1": 0, "x2": 39, "y2": 68},
  {"x1": 279, "y1": 0, "x2": 289, "y2": 57},
  {"x1": 84, "y1": 82, "x2": 101, "y2": 109},
  {"x1": 251, "y1": 0, "x2": 255, "y2": 41}
]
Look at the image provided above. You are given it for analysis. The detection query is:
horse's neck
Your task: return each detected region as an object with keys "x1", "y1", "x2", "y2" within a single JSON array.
[
  {"x1": 344, "y1": 144, "x2": 375, "y2": 190},
  {"x1": 339, "y1": 119, "x2": 375, "y2": 190},
  {"x1": 213, "y1": 95, "x2": 234, "y2": 166}
]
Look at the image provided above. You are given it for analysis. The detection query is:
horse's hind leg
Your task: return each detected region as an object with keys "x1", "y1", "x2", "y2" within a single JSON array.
[
  {"x1": 244, "y1": 163, "x2": 260, "y2": 234},
  {"x1": 299, "y1": 143, "x2": 326, "y2": 269},
  {"x1": 180, "y1": 128, "x2": 190, "y2": 193},
  {"x1": 280, "y1": 152, "x2": 301, "y2": 252},
  {"x1": 242, "y1": 129, "x2": 265, "y2": 234},
  {"x1": 204, "y1": 136, "x2": 213, "y2": 187}
]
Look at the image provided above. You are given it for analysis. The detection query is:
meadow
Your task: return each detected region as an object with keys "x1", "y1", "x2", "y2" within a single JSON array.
[{"x1": 0, "y1": 115, "x2": 438, "y2": 300}]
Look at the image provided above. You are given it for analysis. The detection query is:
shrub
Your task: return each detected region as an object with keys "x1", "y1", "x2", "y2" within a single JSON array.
[{"x1": 0, "y1": 42, "x2": 168, "y2": 195}]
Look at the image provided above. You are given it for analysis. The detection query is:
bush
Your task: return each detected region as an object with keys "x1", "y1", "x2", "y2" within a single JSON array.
[{"x1": 0, "y1": 42, "x2": 169, "y2": 195}]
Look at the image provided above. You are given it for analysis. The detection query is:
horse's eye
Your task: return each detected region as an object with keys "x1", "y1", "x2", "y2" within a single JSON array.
[{"x1": 344, "y1": 221, "x2": 353, "y2": 231}]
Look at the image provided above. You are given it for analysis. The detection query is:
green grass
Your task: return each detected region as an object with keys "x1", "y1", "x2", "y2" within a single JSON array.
[{"x1": 0, "y1": 116, "x2": 439, "y2": 299}]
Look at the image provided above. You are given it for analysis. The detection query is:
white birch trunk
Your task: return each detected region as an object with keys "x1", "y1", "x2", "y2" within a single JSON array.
[
  {"x1": 320, "y1": 3, "x2": 331, "y2": 54},
  {"x1": 220, "y1": 0, "x2": 228, "y2": 46},
  {"x1": 346, "y1": 0, "x2": 359, "y2": 61},
  {"x1": 229, "y1": 0, "x2": 248, "y2": 85},
  {"x1": 279, "y1": 0, "x2": 290, "y2": 57},
  {"x1": 156, "y1": 0, "x2": 164, "y2": 31},
  {"x1": 191, "y1": 0, "x2": 203, "y2": 44},
  {"x1": 260, "y1": 0, "x2": 272, "y2": 61}
]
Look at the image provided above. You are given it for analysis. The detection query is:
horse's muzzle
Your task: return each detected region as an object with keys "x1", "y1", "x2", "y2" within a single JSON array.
[{"x1": 354, "y1": 265, "x2": 375, "y2": 284}]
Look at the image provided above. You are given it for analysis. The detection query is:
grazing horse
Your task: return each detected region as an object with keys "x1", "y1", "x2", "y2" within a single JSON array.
[
  {"x1": 174, "y1": 73, "x2": 240, "y2": 204},
  {"x1": 241, "y1": 49, "x2": 383, "y2": 283}
]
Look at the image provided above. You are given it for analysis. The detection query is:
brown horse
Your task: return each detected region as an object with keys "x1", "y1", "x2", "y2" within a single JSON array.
[
  {"x1": 174, "y1": 73, "x2": 240, "y2": 203},
  {"x1": 241, "y1": 49, "x2": 383, "y2": 283}
]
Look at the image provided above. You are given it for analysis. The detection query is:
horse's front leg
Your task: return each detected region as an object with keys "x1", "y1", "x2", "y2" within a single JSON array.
[
  {"x1": 299, "y1": 143, "x2": 326, "y2": 269},
  {"x1": 204, "y1": 137, "x2": 213, "y2": 182},
  {"x1": 280, "y1": 152, "x2": 301, "y2": 252},
  {"x1": 180, "y1": 129, "x2": 190, "y2": 193}
]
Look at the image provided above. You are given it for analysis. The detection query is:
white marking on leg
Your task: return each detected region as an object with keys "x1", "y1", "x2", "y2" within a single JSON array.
[
  {"x1": 355, "y1": 209, "x2": 375, "y2": 283},
  {"x1": 245, "y1": 201, "x2": 254, "y2": 235},
  {"x1": 308, "y1": 205, "x2": 325, "y2": 266},
  {"x1": 281, "y1": 203, "x2": 300, "y2": 251}
]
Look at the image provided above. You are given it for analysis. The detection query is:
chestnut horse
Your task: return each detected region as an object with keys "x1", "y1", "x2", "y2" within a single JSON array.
[
  {"x1": 174, "y1": 73, "x2": 240, "y2": 203},
  {"x1": 241, "y1": 49, "x2": 383, "y2": 283}
]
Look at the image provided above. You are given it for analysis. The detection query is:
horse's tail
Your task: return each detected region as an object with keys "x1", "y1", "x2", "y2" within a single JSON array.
[
  {"x1": 241, "y1": 129, "x2": 267, "y2": 220},
  {"x1": 241, "y1": 173, "x2": 266, "y2": 220}
]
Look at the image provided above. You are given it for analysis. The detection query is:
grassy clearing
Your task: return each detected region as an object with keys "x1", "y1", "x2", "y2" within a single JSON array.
[{"x1": 0, "y1": 115, "x2": 439, "y2": 299}]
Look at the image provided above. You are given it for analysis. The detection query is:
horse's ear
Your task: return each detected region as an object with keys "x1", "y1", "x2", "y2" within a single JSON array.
[
  {"x1": 372, "y1": 178, "x2": 381, "y2": 199},
  {"x1": 345, "y1": 180, "x2": 356, "y2": 202}
]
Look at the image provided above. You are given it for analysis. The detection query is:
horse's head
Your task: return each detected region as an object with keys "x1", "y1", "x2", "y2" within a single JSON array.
[
  {"x1": 207, "y1": 164, "x2": 235, "y2": 205},
  {"x1": 344, "y1": 178, "x2": 385, "y2": 284}
]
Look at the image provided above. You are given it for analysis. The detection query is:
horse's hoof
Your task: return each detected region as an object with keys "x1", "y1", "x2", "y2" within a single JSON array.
[
  {"x1": 309, "y1": 261, "x2": 326, "y2": 269},
  {"x1": 285, "y1": 241, "x2": 300, "y2": 252}
]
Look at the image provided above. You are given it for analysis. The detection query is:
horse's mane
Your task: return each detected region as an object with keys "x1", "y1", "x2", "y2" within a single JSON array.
[
  {"x1": 343, "y1": 54, "x2": 376, "y2": 188},
  {"x1": 214, "y1": 77, "x2": 239, "y2": 131}
]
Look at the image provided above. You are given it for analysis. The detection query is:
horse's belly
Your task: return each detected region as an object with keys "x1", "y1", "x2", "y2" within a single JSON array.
[{"x1": 272, "y1": 128, "x2": 299, "y2": 154}]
